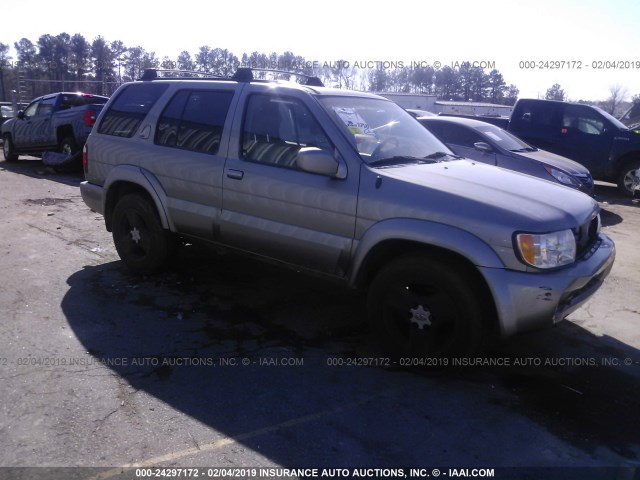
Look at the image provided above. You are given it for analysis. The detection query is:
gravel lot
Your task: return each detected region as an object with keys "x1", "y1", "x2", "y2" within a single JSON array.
[{"x1": 0, "y1": 159, "x2": 638, "y2": 479}]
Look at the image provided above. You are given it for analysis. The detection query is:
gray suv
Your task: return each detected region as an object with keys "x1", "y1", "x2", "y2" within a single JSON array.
[{"x1": 80, "y1": 68, "x2": 615, "y2": 357}]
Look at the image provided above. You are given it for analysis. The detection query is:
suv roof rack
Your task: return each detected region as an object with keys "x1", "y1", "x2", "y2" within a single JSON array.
[
  {"x1": 139, "y1": 67, "x2": 324, "y2": 87},
  {"x1": 231, "y1": 68, "x2": 324, "y2": 87},
  {"x1": 139, "y1": 69, "x2": 225, "y2": 81}
]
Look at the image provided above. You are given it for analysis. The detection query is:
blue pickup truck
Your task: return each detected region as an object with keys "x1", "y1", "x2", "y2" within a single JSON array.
[
  {"x1": 2, "y1": 92, "x2": 108, "y2": 167},
  {"x1": 508, "y1": 99, "x2": 640, "y2": 196}
]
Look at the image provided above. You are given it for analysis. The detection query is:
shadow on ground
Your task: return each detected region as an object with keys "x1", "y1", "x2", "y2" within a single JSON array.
[
  {"x1": 60, "y1": 243, "x2": 640, "y2": 470},
  {"x1": 0, "y1": 157, "x2": 83, "y2": 187}
]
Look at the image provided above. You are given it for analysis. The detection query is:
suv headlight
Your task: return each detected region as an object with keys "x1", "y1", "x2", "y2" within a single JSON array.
[
  {"x1": 515, "y1": 229, "x2": 576, "y2": 269},
  {"x1": 544, "y1": 167, "x2": 581, "y2": 188}
]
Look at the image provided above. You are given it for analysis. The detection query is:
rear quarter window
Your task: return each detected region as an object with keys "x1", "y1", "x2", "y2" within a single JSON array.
[
  {"x1": 98, "y1": 83, "x2": 169, "y2": 138},
  {"x1": 154, "y1": 89, "x2": 234, "y2": 154}
]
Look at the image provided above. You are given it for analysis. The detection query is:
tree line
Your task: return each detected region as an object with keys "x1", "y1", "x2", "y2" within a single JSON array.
[{"x1": 0, "y1": 32, "x2": 521, "y2": 105}]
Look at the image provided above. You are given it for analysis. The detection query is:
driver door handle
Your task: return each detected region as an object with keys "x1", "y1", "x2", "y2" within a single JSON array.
[{"x1": 226, "y1": 169, "x2": 244, "y2": 180}]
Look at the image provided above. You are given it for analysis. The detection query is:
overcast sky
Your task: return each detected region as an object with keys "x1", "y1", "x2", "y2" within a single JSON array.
[{"x1": 2, "y1": 0, "x2": 638, "y2": 101}]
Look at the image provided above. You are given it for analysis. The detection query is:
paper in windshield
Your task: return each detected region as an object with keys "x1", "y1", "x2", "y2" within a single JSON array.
[{"x1": 333, "y1": 107, "x2": 374, "y2": 135}]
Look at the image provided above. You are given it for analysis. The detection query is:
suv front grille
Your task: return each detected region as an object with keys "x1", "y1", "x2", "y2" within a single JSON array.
[{"x1": 576, "y1": 214, "x2": 600, "y2": 257}]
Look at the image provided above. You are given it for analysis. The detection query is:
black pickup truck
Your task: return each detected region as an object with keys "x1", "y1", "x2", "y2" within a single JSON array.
[
  {"x1": 507, "y1": 99, "x2": 640, "y2": 195},
  {"x1": 2, "y1": 92, "x2": 108, "y2": 165}
]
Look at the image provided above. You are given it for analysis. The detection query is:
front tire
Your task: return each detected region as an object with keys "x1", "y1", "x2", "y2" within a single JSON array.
[
  {"x1": 112, "y1": 194, "x2": 176, "y2": 274},
  {"x1": 2, "y1": 135, "x2": 18, "y2": 162},
  {"x1": 367, "y1": 255, "x2": 484, "y2": 358},
  {"x1": 617, "y1": 159, "x2": 640, "y2": 197}
]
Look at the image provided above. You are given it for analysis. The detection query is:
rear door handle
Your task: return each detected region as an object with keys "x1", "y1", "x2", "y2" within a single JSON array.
[{"x1": 226, "y1": 169, "x2": 244, "y2": 180}]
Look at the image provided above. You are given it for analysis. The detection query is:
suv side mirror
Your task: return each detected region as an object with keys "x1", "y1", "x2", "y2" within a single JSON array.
[
  {"x1": 17, "y1": 111, "x2": 25, "y2": 119},
  {"x1": 474, "y1": 142, "x2": 493, "y2": 153},
  {"x1": 296, "y1": 147, "x2": 342, "y2": 177}
]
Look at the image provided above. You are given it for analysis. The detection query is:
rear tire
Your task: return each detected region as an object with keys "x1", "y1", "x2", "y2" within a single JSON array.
[
  {"x1": 55, "y1": 136, "x2": 81, "y2": 172},
  {"x1": 112, "y1": 194, "x2": 176, "y2": 274},
  {"x1": 617, "y1": 159, "x2": 640, "y2": 197},
  {"x1": 60, "y1": 136, "x2": 79, "y2": 156},
  {"x1": 367, "y1": 255, "x2": 484, "y2": 359},
  {"x1": 2, "y1": 135, "x2": 18, "y2": 162}
]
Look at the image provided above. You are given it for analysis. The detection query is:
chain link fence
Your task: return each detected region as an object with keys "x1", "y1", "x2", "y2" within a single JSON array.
[{"x1": 13, "y1": 78, "x2": 123, "y2": 104}]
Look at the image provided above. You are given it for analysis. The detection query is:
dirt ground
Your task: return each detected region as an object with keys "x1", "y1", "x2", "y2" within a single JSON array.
[{"x1": 0, "y1": 159, "x2": 638, "y2": 480}]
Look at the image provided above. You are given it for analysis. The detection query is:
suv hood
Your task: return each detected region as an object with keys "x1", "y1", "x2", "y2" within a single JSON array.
[{"x1": 359, "y1": 159, "x2": 598, "y2": 253}]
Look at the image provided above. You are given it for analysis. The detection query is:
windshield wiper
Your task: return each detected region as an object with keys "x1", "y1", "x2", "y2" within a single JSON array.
[
  {"x1": 368, "y1": 156, "x2": 428, "y2": 167},
  {"x1": 424, "y1": 151, "x2": 460, "y2": 160},
  {"x1": 510, "y1": 147, "x2": 538, "y2": 152},
  {"x1": 369, "y1": 152, "x2": 460, "y2": 167}
]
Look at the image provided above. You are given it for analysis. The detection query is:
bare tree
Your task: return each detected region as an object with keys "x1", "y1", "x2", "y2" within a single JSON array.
[
  {"x1": 545, "y1": 83, "x2": 566, "y2": 101},
  {"x1": 177, "y1": 51, "x2": 195, "y2": 71},
  {"x1": 326, "y1": 59, "x2": 356, "y2": 89},
  {"x1": 503, "y1": 84, "x2": 519, "y2": 106},
  {"x1": 604, "y1": 84, "x2": 627, "y2": 116},
  {"x1": 2, "y1": 34, "x2": 526, "y2": 103}
]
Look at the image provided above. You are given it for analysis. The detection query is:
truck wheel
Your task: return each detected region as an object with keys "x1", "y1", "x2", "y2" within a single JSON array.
[
  {"x1": 60, "y1": 136, "x2": 79, "y2": 156},
  {"x1": 2, "y1": 135, "x2": 18, "y2": 162},
  {"x1": 617, "y1": 159, "x2": 640, "y2": 196},
  {"x1": 53, "y1": 137, "x2": 81, "y2": 172},
  {"x1": 367, "y1": 255, "x2": 484, "y2": 358},
  {"x1": 112, "y1": 194, "x2": 176, "y2": 274}
]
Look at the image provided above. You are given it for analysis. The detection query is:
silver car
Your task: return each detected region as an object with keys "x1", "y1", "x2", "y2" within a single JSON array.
[{"x1": 80, "y1": 68, "x2": 615, "y2": 357}]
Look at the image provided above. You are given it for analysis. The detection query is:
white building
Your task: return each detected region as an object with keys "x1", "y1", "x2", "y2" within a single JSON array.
[
  {"x1": 378, "y1": 94, "x2": 513, "y2": 118},
  {"x1": 434, "y1": 100, "x2": 513, "y2": 117},
  {"x1": 379, "y1": 93, "x2": 437, "y2": 112}
]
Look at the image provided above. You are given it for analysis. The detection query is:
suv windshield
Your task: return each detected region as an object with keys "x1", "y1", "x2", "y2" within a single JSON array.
[{"x1": 319, "y1": 96, "x2": 454, "y2": 164}]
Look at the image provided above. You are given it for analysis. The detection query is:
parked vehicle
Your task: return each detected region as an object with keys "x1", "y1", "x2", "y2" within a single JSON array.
[
  {"x1": 437, "y1": 113, "x2": 510, "y2": 129},
  {"x1": 405, "y1": 108, "x2": 437, "y2": 118},
  {"x1": 80, "y1": 68, "x2": 615, "y2": 357},
  {"x1": 0, "y1": 103, "x2": 16, "y2": 129},
  {"x1": 619, "y1": 101, "x2": 640, "y2": 130},
  {"x1": 2, "y1": 92, "x2": 108, "y2": 167},
  {"x1": 507, "y1": 99, "x2": 640, "y2": 195},
  {"x1": 418, "y1": 116, "x2": 594, "y2": 195}
]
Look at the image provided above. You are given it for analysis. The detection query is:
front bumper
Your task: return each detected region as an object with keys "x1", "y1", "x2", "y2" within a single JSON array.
[{"x1": 480, "y1": 233, "x2": 615, "y2": 337}]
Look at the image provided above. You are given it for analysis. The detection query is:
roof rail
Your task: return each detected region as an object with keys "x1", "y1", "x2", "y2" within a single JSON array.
[
  {"x1": 139, "y1": 69, "x2": 225, "y2": 81},
  {"x1": 232, "y1": 68, "x2": 324, "y2": 87},
  {"x1": 139, "y1": 67, "x2": 324, "y2": 87}
]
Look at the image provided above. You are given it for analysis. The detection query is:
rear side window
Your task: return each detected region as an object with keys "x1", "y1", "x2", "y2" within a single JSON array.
[
  {"x1": 433, "y1": 123, "x2": 482, "y2": 147},
  {"x1": 98, "y1": 83, "x2": 169, "y2": 138},
  {"x1": 562, "y1": 105, "x2": 605, "y2": 135},
  {"x1": 59, "y1": 94, "x2": 108, "y2": 109},
  {"x1": 155, "y1": 90, "x2": 233, "y2": 154},
  {"x1": 511, "y1": 101, "x2": 562, "y2": 133}
]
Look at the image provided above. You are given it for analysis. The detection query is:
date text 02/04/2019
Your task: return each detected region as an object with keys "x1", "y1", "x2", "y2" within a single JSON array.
[
  {"x1": 133, "y1": 467, "x2": 497, "y2": 478},
  {"x1": 519, "y1": 60, "x2": 640, "y2": 69}
]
